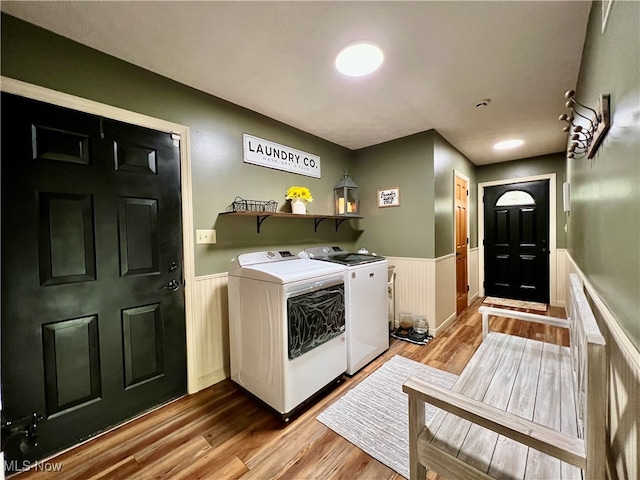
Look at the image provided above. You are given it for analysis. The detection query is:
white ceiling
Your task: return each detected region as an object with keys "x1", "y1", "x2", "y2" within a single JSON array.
[{"x1": 1, "y1": 1, "x2": 591, "y2": 165}]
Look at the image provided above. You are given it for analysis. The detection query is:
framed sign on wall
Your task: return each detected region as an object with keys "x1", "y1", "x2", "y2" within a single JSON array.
[
  {"x1": 243, "y1": 133, "x2": 321, "y2": 178},
  {"x1": 377, "y1": 187, "x2": 400, "y2": 207}
]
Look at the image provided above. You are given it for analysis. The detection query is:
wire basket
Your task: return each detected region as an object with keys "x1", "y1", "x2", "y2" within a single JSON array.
[{"x1": 231, "y1": 196, "x2": 278, "y2": 213}]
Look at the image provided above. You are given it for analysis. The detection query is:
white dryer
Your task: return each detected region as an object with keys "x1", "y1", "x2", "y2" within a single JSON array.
[
  {"x1": 305, "y1": 246, "x2": 389, "y2": 375},
  {"x1": 228, "y1": 250, "x2": 347, "y2": 421}
]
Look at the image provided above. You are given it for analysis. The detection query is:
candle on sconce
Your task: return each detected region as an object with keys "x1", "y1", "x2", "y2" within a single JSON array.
[
  {"x1": 347, "y1": 202, "x2": 353, "y2": 213},
  {"x1": 338, "y1": 198, "x2": 345, "y2": 214}
]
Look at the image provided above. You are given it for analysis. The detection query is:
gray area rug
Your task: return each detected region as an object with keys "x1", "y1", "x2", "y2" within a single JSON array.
[{"x1": 317, "y1": 355, "x2": 458, "y2": 478}]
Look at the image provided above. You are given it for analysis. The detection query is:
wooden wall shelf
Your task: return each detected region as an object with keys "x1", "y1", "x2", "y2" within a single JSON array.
[{"x1": 219, "y1": 211, "x2": 362, "y2": 234}]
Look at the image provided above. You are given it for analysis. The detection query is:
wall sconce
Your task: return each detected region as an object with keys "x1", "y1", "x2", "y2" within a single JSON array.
[
  {"x1": 334, "y1": 171, "x2": 359, "y2": 216},
  {"x1": 559, "y1": 90, "x2": 610, "y2": 160}
]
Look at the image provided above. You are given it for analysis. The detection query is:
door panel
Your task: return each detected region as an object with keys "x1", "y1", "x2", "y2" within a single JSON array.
[
  {"x1": 42, "y1": 316, "x2": 102, "y2": 416},
  {"x1": 1, "y1": 93, "x2": 186, "y2": 471},
  {"x1": 484, "y1": 180, "x2": 549, "y2": 303},
  {"x1": 455, "y1": 175, "x2": 468, "y2": 314},
  {"x1": 122, "y1": 303, "x2": 165, "y2": 388},
  {"x1": 38, "y1": 193, "x2": 97, "y2": 285},
  {"x1": 118, "y1": 197, "x2": 160, "y2": 276},
  {"x1": 494, "y1": 255, "x2": 510, "y2": 287},
  {"x1": 113, "y1": 141, "x2": 158, "y2": 174},
  {"x1": 31, "y1": 124, "x2": 92, "y2": 165},
  {"x1": 494, "y1": 210, "x2": 509, "y2": 246}
]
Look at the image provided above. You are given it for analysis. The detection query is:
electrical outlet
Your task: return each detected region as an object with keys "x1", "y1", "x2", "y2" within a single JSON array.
[{"x1": 196, "y1": 229, "x2": 216, "y2": 244}]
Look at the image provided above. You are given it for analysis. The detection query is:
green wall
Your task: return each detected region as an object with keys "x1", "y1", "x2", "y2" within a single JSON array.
[
  {"x1": 352, "y1": 131, "x2": 436, "y2": 258},
  {"x1": 433, "y1": 131, "x2": 478, "y2": 257},
  {"x1": 352, "y1": 130, "x2": 477, "y2": 259},
  {"x1": 477, "y1": 153, "x2": 567, "y2": 249},
  {"x1": 0, "y1": 14, "x2": 358, "y2": 275},
  {"x1": 567, "y1": 1, "x2": 640, "y2": 349}
]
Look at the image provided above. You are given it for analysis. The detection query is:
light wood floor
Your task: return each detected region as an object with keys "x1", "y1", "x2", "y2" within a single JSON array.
[{"x1": 14, "y1": 298, "x2": 568, "y2": 480}]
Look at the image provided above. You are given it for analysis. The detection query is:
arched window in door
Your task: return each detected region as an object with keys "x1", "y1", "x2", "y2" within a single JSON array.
[{"x1": 495, "y1": 190, "x2": 535, "y2": 206}]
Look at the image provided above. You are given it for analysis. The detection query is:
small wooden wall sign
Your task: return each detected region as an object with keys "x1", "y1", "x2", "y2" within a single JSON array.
[{"x1": 377, "y1": 187, "x2": 400, "y2": 207}]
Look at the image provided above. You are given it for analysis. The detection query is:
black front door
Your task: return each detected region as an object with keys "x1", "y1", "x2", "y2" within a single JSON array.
[
  {"x1": 484, "y1": 180, "x2": 550, "y2": 303},
  {"x1": 1, "y1": 93, "x2": 187, "y2": 471}
]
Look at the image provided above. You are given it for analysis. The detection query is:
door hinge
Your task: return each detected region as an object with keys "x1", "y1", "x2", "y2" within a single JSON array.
[
  {"x1": 466, "y1": 189, "x2": 469, "y2": 196},
  {"x1": 466, "y1": 237, "x2": 469, "y2": 244},
  {"x1": 467, "y1": 285, "x2": 470, "y2": 292},
  {"x1": 483, "y1": 280, "x2": 486, "y2": 288}
]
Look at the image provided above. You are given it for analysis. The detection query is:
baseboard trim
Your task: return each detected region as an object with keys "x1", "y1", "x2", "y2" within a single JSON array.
[
  {"x1": 433, "y1": 312, "x2": 457, "y2": 337},
  {"x1": 197, "y1": 369, "x2": 228, "y2": 391}
]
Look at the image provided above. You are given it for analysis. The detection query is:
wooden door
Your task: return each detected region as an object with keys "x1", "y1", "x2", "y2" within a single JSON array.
[
  {"x1": 483, "y1": 180, "x2": 550, "y2": 303},
  {"x1": 1, "y1": 93, "x2": 187, "y2": 471},
  {"x1": 455, "y1": 175, "x2": 468, "y2": 314}
]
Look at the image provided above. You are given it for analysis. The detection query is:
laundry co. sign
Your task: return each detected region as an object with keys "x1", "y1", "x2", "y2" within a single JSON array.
[{"x1": 243, "y1": 134, "x2": 321, "y2": 178}]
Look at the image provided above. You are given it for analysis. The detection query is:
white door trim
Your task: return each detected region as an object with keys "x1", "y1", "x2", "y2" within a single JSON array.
[
  {"x1": 478, "y1": 173, "x2": 557, "y2": 306},
  {"x1": 0, "y1": 76, "x2": 199, "y2": 393}
]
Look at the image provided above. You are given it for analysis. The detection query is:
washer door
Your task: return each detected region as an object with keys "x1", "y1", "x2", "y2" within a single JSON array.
[{"x1": 287, "y1": 279, "x2": 345, "y2": 359}]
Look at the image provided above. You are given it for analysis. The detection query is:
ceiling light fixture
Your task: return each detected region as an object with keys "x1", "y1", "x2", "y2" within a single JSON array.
[
  {"x1": 493, "y1": 139, "x2": 524, "y2": 150},
  {"x1": 335, "y1": 42, "x2": 384, "y2": 77}
]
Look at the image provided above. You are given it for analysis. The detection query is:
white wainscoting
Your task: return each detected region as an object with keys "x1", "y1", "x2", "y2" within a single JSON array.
[
  {"x1": 386, "y1": 257, "x2": 434, "y2": 331},
  {"x1": 564, "y1": 254, "x2": 639, "y2": 480},
  {"x1": 556, "y1": 248, "x2": 567, "y2": 308},
  {"x1": 468, "y1": 247, "x2": 479, "y2": 304},
  {"x1": 435, "y1": 254, "x2": 457, "y2": 335},
  {"x1": 386, "y1": 255, "x2": 457, "y2": 337},
  {"x1": 188, "y1": 273, "x2": 230, "y2": 393}
]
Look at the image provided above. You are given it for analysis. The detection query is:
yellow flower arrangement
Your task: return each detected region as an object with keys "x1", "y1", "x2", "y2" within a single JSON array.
[{"x1": 285, "y1": 186, "x2": 313, "y2": 202}]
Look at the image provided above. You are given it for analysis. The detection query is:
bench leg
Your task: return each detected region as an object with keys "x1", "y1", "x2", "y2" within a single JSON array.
[{"x1": 408, "y1": 395, "x2": 427, "y2": 480}]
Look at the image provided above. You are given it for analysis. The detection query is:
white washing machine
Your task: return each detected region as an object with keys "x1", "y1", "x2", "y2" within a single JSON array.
[
  {"x1": 228, "y1": 250, "x2": 347, "y2": 421},
  {"x1": 304, "y1": 246, "x2": 389, "y2": 375}
]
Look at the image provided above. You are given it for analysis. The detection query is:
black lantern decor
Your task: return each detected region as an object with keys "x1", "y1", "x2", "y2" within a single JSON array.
[{"x1": 334, "y1": 171, "x2": 359, "y2": 216}]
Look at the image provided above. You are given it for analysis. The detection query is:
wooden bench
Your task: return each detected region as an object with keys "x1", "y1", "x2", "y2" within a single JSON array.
[{"x1": 403, "y1": 274, "x2": 606, "y2": 480}]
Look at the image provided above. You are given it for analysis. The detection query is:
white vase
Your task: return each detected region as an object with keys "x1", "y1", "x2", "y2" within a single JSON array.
[{"x1": 291, "y1": 199, "x2": 306, "y2": 214}]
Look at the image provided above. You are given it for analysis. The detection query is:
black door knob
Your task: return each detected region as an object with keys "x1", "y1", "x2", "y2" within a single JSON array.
[{"x1": 161, "y1": 279, "x2": 180, "y2": 291}]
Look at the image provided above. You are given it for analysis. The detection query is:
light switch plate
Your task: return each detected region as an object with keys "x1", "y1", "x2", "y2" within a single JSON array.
[{"x1": 196, "y1": 229, "x2": 216, "y2": 244}]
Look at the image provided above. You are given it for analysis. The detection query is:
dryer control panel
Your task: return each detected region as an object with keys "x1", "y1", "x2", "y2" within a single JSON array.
[{"x1": 236, "y1": 250, "x2": 296, "y2": 266}]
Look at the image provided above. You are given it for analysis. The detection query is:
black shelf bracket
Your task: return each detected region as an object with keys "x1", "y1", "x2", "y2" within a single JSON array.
[
  {"x1": 314, "y1": 218, "x2": 327, "y2": 232},
  {"x1": 256, "y1": 215, "x2": 271, "y2": 234},
  {"x1": 335, "y1": 218, "x2": 349, "y2": 231}
]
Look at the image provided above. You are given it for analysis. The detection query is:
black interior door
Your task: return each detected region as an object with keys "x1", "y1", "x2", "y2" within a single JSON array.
[
  {"x1": 1, "y1": 93, "x2": 186, "y2": 471},
  {"x1": 484, "y1": 180, "x2": 550, "y2": 303}
]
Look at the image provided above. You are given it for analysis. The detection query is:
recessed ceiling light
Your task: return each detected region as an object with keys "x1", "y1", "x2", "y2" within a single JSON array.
[
  {"x1": 493, "y1": 139, "x2": 524, "y2": 150},
  {"x1": 335, "y1": 42, "x2": 384, "y2": 77}
]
